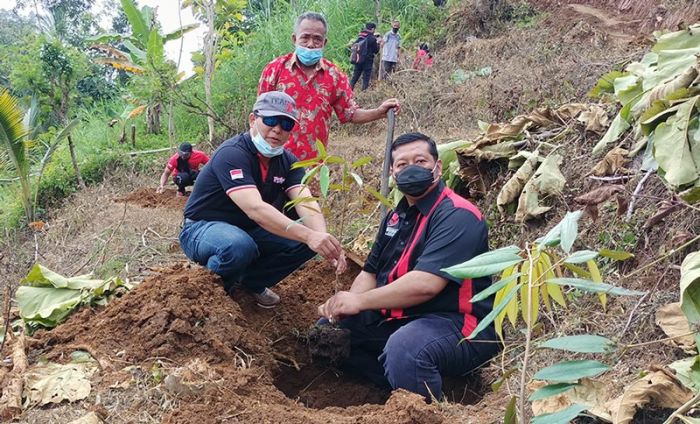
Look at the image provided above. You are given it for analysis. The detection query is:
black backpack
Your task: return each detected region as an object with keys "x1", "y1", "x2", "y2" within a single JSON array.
[{"x1": 350, "y1": 36, "x2": 369, "y2": 65}]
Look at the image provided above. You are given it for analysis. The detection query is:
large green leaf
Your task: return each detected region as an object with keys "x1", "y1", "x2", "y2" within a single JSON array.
[
  {"x1": 533, "y1": 360, "x2": 609, "y2": 382},
  {"x1": 547, "y1": 277, "x2": 645, "y2": 296},
  {"x1": 163, "y1": 23, "x2": 200, "y2": 42},
  {"x1": 532, "y1": 404, "x2": 588, "y2": 424},
  {"x1": 539, "y1": 335, "x2": 614, "y2": 353},
  {"x1": 22, "y1": 263, "x2": 104, "y2": 290},
  {"x1": 16, "y1": 286, "x2": 83, "y2": 322},
  {"x1": 653, "y1": 24, "x2": 700, "y2": 53},
  {"x1": 122, "y1": 39, "x2": 147, "y2": 63},
  {"x1": 467, "y1": 281, "x2": 521, "y2": 339},
  {"x1": 319, "y1": 164, "x2": 330, "y2": 197},
  {"x1": 563, "y1": 250, "x2": 599, "y2": 264},
  {"x1": 120, "y1": 0, "x2": 149, "y2": 44},
  {"x1": 592, "y1": 113, "x2": 631, "y2": 156},
  {"x1": 442, "y1": 245, "x2": 524, "y2": 279},
  {"x1": 147, "y1": 29, "x2": 165, "y2": 64},
  {"x1": 669, "y1": 356, "x2": 700, "y2": 392},
  {"x1": 654, "y1": 96, "x2": 700, "y2": 187},
  {"x1": 589, "y1": 70, "x2": 626, "y2": 98},
  {"x1": 529, "y1": 382, "x2": 578, "y2": 401},
  {"x1": 680, "y1": 252, "x2": 700, "y2": 347}
]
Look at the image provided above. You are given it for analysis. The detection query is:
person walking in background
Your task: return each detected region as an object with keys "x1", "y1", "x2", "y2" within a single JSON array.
[
  {"x1": 157, "y1": 142, "x2": 210, "y2": 197},
  {"x1": 350, "y1": 22, "x2": 380, "y2": 91},
  {"x1": 380, "y1": 20, "x2": 402, "y2": 80},
  {"x1": 258, "y1": 12, "x2": 399, "y2": 161},
  {"x1": 412, "y1": 43, "x2": 433, "y2": 71}
]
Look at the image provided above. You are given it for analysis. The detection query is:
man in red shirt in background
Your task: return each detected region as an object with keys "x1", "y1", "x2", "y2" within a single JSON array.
[
  {"x1": 157, "y1": 142, "x2": 210, "y2": 196},
  {"x1": 258, "y1": 11, "x2": 400, "y2": 160}
]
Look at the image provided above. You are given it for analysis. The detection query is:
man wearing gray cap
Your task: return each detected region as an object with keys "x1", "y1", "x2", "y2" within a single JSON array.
[{"x1": 179, "y1": 91, "x2": 346, "y2": 308}]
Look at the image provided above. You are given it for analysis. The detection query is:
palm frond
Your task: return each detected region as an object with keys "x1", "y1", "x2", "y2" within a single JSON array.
[{"x1": 0, "y1": 89, "x2": 29, "y2": 175}]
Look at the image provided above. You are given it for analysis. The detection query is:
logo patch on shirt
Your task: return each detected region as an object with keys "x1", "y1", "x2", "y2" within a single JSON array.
[
  {"x1": 229, "y1": 169, "x2": 244, "y2": 180},
  {"x1": 385, "y1": 212, "x2": 400, "y2": 237},
  {"x1": 273, "y1": 176, "x2": 286, "y2": 184}
]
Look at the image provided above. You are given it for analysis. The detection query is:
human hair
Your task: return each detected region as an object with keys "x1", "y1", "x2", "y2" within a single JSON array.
[
  {"x1": 295, "y1": 12, "x2": 328, "y2": 36},
  {"x1": 390, "y1": 132, "x2": 439, "y2": 163},
  {"x1": 366, "y1": 22, "x2": 376, "y2": 30}
]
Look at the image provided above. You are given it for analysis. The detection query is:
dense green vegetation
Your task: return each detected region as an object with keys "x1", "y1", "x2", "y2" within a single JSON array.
[{"x1": 0, "y1": 0, "x2": 448, "y2": 231}]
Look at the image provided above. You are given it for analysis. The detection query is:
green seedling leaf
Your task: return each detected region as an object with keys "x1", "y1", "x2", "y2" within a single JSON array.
[
  {"x1": 351, "y1": 156, "x2": 373, "y2": 168},
  {"x1": 531, "y1": 404, "x2": 588, "y2": 424},
  {"x1": 559, "y1": 211, "x2": 583, "y2": 254},
  {"x1": 442, "y1": 245, "x2": 524, "y2": 279},
  {"x1": 534, "y1": 360, "x2": 609, "y2": 382},
  {"x1": 504, "y1": 396, "x2": 517, "y2": 424},
  {"x1": 292, "y1": 158, "x2": 321, "y2": 169},
  {"x1": 315, "y1": 140, "x2": 327, "y2": 159},
  {"x1": 301, "y1": 165, "x2": 321, "y2": 184},
  {"x1": 467, "y1": 282, "x2": 521, "y2": 339},
  {"x1": 547, "y1": 277, "x2": 645, "y2": 296},
  {"x1": 528, "y1": 382, "x2": 578, "y2": 401},
  {"x1": 365, "y1": 186, "x2": 394, "y2": 209},
  {"x1": 564, "y1": 250, "x2": 599, "y2": 264},
  {"x1": 470, "y1": 272, "x2": 523, "y2": 303},
  {"x1": 680, "y1": 252, "x2": 700, "y2": 347},
  {"x1": 324, "y1": 155, "x2": 345, "y2": 165},
  {"x1": 540, "y1": 335, "x2": 615, "y2": 353},
  {"x1": 491, "y1": 368, "x2": 517, "y2": 392},
  {"x1": 598, "y1": 248, "x2": 634, "y2": 261}
]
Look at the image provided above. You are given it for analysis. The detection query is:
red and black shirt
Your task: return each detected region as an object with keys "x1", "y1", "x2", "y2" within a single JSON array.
[
  {"x1": 184, "y1": 132, "x2": 304, "y2": 229},
  {"x1": 363, "y1": 182, "x2": 493, "y2": 337}
]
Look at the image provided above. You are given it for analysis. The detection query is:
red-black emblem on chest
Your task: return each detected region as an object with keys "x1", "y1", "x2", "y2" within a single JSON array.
[{"x1": 388, "y1": 212, "x2": 399, "y2": 227}]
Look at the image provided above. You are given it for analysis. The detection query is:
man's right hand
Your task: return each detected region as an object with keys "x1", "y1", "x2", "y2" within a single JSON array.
[
  {"x1": 307, "y1": 231, "x2": 343, "y2": 261},
  {"x1": 156, "y1": 185, "x2": 164, "y2": 194}
]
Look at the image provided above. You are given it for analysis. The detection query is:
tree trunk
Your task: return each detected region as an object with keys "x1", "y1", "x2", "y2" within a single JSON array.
[
  {"x1": 374, "y1": 0, "x2": 381, "y2": 25},
  {"x1": 131, "y1": 124, "x2": 136, "y2": 147},
  {"x1": 67, "y1": 135, "x2": 86, "y2": 190},
  {"x1": 203, "y1": 0, "x2": 217, "y2": 145},
  {"x1": 168, "y1": 101, "x2": 175, "y2": 147},
  {"x1": 147, "y1": 103, "x2": 162, "y2": 134}
]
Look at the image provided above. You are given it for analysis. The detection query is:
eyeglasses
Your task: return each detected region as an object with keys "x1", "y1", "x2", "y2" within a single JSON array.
[{"x1": 259, "y1": 115, "x2": 296, "y2": 132}]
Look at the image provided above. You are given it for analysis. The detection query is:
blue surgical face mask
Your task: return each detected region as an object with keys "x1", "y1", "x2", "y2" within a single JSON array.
[
  {"x1": 251, "y1": 124, "x2": 284, "y2": 158},
  {"x1": 295, "y1": 45, "x2": 323, "y2": 66}
]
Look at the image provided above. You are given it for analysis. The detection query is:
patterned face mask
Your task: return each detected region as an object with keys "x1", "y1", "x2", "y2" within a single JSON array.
[{"x1": 295, "y1": 45, "x2": 324, "y2": 65}]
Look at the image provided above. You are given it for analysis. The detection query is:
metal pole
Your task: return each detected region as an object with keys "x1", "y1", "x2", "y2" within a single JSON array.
[{"x1": 379, "y1": 108, "x2": 396, "y2": 220}]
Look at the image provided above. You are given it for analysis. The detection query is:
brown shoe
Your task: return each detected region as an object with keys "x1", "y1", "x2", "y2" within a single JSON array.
[{"x1": 253, "y1": 288, "x2": 280, "y2": 308}]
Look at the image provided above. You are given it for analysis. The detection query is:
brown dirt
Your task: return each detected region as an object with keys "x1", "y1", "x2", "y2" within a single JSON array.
[
  {"x1": 23, "y1": 260, "x2": 484, "y2": 423},
  {"x1": 115, "y1": 187, "x2": 188, "y2": 209}
]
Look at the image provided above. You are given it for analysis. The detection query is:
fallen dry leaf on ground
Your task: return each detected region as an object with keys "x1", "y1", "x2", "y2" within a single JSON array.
[
  {"x1": 605, "y1": 370, "x2": 692, "y2": 424},
  {"x1": 591, "y1": 147, "x2": 630, "y2": 176},
  {"x1": 574, "y1": 185, "x2": 626, "y2": 221},
  {"x1": 23, "y1": 362, "x2": 96, "y2": 407},
  {"x1": 643, "y1": 200, "x2": 682, "y2": 229},
  {"x1": 515, "y1": 153, "x2": 566, "y2": 222},
  {"x1": 530, "y1": 378, "x2": 611, "y2": 421},
  {"x1": 578, "y1": 105, "x2": 610, "y2": 134},
  {"x1": 655, "y1": 302, "x2": 695, "y2": 350},
  {"x1": 497, "y1": 152, "x2": 539, "y2": 214}
]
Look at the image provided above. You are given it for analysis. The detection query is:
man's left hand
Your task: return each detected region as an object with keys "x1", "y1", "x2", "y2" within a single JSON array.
[
  {"x1": 318, "y1": 291, "x2": 362, "y2": 322},
  {"x1": 378, "y1": 98, "x2": 401, "y2": 116}
]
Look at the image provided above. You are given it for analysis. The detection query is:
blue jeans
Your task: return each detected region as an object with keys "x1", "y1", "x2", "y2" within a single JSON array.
[
  {"x1": 179, "y1": 220, "x2": 316, "y2": 293},
  {"x1": 338, "y1": 311, "x2": 499, "y2": 400}
]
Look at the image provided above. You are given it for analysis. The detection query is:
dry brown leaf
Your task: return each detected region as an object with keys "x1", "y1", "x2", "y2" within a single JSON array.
[
  {"x1": 556, "y1": 103, "x2": 589, "y2": 120},
  {"x1": 574, "y1": 185, "x2": 625, "y2": 222},
  {"x1": 497, "y1": 152, "x2": 539, "y2": 214},
  {"x1": 591, "y1": 147, "x2": 629, "y2": 176},
  {"x1": 643, "y1": 200, "x2": 682, "y2": 229},
  {"x1": 578, "y1": 105, "x2": 610, "y2": 134},
  {"x1": 605, "y1": 371, "x2": 692, "y2": 424},
  {"x1": 515, "y1": 153, "x2": 566, "y2": 222},
  {"x1": 68, "y1": 412, "x2": 103, "y2": 424},
  {"x1": 655, "y1": 302, "x2": 695, "y2": 350},
  {"x1": 529, "y1": 378, "x2": 611, "y2": 421}
]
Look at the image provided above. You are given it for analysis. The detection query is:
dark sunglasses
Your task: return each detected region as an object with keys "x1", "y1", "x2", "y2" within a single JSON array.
[{"x1": 259, "y1": 115, "x2": 296, "y2": 132}]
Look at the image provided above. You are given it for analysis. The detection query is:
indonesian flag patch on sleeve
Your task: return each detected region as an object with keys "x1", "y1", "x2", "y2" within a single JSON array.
[{"x1": 229, "y1": 169, "x2": 244, "y2": 180}]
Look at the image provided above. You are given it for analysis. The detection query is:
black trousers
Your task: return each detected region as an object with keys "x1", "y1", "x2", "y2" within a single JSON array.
[
  {"x1": 381, "y1": 60, "x2": 397, "y2": 79},
  {"x1": 174, "y1": 170, "x2": 198, "y2": 193},
  {"x1": 350, "y1": 59, "x2": 374, "y2": 91}
]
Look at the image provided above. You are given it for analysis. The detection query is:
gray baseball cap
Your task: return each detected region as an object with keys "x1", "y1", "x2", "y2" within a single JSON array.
[{"x1": 253, "y1": 91, "x2": 300, "y2": 123}]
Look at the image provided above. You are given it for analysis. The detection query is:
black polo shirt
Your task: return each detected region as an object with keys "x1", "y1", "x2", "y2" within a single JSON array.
[
  {"x1": 363, "y1": 182, "x2": 493, "y2": 337},
  {"x1": 184, "y1": 132, "x2": 304, "y2": 229}
]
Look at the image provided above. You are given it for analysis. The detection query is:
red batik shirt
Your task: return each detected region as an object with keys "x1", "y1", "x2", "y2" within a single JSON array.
[{"x1": 258, "y1": 52, "x2": 359, "y2": 160}]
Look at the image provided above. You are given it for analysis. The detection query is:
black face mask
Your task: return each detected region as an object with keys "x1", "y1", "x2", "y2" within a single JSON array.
[
  {"x1": 392, "y1": 27, "x2": 399, "y2": 33},
  {"x1": 395, "y1": 164, "x2": 436, "y2": 197}
]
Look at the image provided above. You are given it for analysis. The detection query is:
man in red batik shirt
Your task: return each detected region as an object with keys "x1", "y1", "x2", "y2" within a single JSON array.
[
  {"x1": 258, "y1": 11, "x2": 400, "y2": 160},
  {"x1": 157, "y1": 142, "x2": 210, "y2": 196}
]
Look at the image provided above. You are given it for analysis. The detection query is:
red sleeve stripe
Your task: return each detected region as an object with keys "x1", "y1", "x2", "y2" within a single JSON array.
[
  {"x1": 225, "y1": 185, "x2": 257, "y2": 195},
  {"x1": 444, "y1": 188, "x2": 483, "y2": 220}
]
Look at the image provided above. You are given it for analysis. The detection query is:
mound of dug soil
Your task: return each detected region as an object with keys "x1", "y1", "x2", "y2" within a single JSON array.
[
  {"x1": 115, "y1": 187, "x2": 187, "y2": 209},
  {"x1": 31, "y1": 260, "x2": 482, "y2": 423}
]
